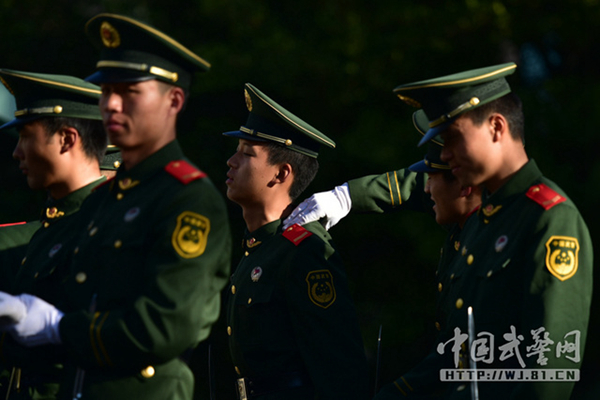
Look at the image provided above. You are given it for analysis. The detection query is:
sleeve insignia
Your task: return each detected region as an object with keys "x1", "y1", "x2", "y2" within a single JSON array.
[
  {"x1": 527, "y1": 184, "x2": 566, "y2": 210},
  {"x1": 282, "y1": 224, "x2": 313, "y2": 246},
  {"x1": 172, "y1": 211, "x2": 210, "y2": 259},
  {"x1": 306, "y1": 270, "x2": 336, "y2": 309},
  {"x1": 545, "y1": 235, "x2": 579, "y2": 281},
  {"x1": 165, "y1": 160, "x2": 207, "y2": 185}
]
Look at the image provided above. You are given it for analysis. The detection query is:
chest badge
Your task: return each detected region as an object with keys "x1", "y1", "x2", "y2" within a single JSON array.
[
  {"x1": 495, "y1": 235, "x2": 508, "y2": 252},
  {"x1": 48, "y1": 243, "x2": 62, "y2": 258},
  {"x1": 251, "y1": 267, "x2": 263, "y2": 282},
  {"x1": 124, "y1": 207, "x2": 141, "y2": 222}
]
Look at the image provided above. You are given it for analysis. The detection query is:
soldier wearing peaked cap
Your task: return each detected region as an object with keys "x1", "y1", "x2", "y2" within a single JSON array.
[
  {"x1": 0, "y1": 69, "x2": 108, "y2": 399},
  {"x1": 224, "y1": 83, "x2": 368, "y2": 399},
  {"x1": 387, "y1": 63, "x2": 591, "y2": 399},
  {"x1": 0, "y1": 13, "x2": 231, "y2": 400}
]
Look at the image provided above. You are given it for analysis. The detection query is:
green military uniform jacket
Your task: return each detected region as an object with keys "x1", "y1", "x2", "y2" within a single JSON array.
[
  {"x1": 226, "y1": 219, "x2": 368, "y2": 399},
  {"x1": 0, "y1": 179, "x2": 104, "y2": 399},
  {"x1": 50, "y1": 140, "x2": 231, "y2": 400},
  {"x1": 0, "y1": 222, "x2": 41, "y2": 294},
  {"x1": 438, "y1": 160, "x2": 592, "y2": 400},
  {"x1": 353, "y1": 161, "x2": 593, "y2": 399}
]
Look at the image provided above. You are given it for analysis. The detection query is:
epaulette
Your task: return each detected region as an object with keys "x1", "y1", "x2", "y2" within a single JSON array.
[
  {"x1": 526, "y1": 183, "x2": 566, "y2": 210},
  {"x1": 0, "y1": 221, "x2": 26, "y2": 228},
  {"x1": 92, "y1": 177, "x2": 115, "y2": 192},
  {"x1": 282, "y1": 224, "x2": 313, "y2": 246},
  {"x1": 165, "y1": 160, "x2": 207, "y2": 185}
]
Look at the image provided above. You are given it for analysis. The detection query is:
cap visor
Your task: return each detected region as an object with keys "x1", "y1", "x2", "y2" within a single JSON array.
[
  {"x1": 85, "y1": 69, "x2": 155, "y2": 85},
  {"x1": 409, "y1": 160, "x2": 438, "y2": 173},
  {"x1": 222, "y1": 130, "x2": 269, "y2": 142},
  {"x1": 418, "y1": 124, "x2": 447, "y2": 147}
]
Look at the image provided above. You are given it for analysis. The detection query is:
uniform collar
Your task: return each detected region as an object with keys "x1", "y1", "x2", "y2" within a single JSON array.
[
  {"x1": 479, "y1": 159, "x2": 542, "y2": 222},
  {"x1": 112, "y1": 140, "x2": 184, "y2": 191},
  {"x1": 41, "y1": 176, "x2": 106, "y2": 223},
  {"x1": 242, "y1": 219, "x2": 283, "y2": 253}
]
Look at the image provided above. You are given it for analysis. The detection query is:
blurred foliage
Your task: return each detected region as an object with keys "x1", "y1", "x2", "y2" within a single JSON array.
[{"x1": 1, "y1": 0, "x2": 600, "y2": 398}]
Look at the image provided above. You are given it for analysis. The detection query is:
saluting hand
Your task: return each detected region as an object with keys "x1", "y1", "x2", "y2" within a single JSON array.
[{"x1": 283, "y1": 182, "x2": 352, "y2": 230}]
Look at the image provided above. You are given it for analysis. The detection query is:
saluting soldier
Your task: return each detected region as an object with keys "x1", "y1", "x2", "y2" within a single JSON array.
[
  {"x1": 396, "y1": 63, "x2": 591, "y2": 399},
  {"x1": 0, "y1": 70, "x2": 108, "y2": 399},
  {"x1": 0, "y1": 13, "x2": 231, "y2": 400},
  {"x1": 223, "y1": 83, "x2": 368, "y2": 399}
]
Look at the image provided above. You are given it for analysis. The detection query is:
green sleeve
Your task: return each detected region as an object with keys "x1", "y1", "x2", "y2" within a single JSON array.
[{"x1": 347, "y1": 169, "x2": 429, "y2": 214}]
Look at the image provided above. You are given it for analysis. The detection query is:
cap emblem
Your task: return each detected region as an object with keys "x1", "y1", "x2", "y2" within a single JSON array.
[{"x1": 100, "y1": 21, "x2": 121, "y2": 48}]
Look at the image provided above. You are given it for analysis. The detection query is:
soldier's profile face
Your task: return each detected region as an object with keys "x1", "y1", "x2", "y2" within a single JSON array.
[
  {"x1": 440, "y1": 115, "x2": 497, "y2": 188},
  {"x1": 99, "y1": 79, "x2": 175, "y2": 151},
  {"x1": 13, "y1": 120, "x2": 62, "y2": 192},
  {"x1": 425, "y1": 171, "x2": 464, "y2": 225},
  {"x1": 225, "y1": 139, "x2": 280, "y2": 206}
]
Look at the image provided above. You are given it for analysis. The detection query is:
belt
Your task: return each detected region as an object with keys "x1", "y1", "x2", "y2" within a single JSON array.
[{"x1": 236, "y1": 371, "x2": 311, "y2": 400}]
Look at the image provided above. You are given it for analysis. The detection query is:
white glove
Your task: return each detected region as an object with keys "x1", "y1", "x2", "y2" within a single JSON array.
[
  {"x1": 284, "y1": 183, "x2": 352, "y2": 231},
  {"x1": 0, "y1": 291, "x2": 27, "y2": 326},
  {"x1": 8, "y1": 293, "x2": 63, "y2": 346}
]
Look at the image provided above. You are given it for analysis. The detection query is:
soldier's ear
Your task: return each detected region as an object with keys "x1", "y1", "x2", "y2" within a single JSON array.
[
  {"x1": 489, "y1": 113, "x2": 509, "y2": 143},
  {"x1": 167, "y1": 86, "x2": 185, "y2": 115},
  {"x1": 59, "y1": 126, "x2": 79, "y2": 154},
  {"x1": 460, "y1": 186, "x2": 473, "y2": 198},
  {"x1": 274, "y1": 163, "x2": 293, "y2": 185}
]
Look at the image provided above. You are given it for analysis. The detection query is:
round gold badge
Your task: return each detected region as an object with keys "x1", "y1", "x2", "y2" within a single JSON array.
[{"x1": 100, "y1": 21, "x2": 121, "y2": 48}]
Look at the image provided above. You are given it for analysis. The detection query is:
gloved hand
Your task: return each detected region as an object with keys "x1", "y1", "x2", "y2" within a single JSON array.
[
  {"x1": 284, "y1": 183, "x2": 352, "y2": 231},
  {"x1": 7, "y1": 293, "x2": 63, "y2": 346},
  {"x1": 0, "y1": 291, "x2": 27, "y2": 326}
]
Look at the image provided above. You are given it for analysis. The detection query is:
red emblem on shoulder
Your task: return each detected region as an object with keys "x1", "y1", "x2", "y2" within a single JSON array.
[
  {"x1": 282, "y1": 224, "x2": 313, "y2": 246},
  {"x1": 165, "y1": 160, "x2": 207, "y2": 185},
  {"x1": 526, "y1": 184, "x2": 566, "y2": 210}
]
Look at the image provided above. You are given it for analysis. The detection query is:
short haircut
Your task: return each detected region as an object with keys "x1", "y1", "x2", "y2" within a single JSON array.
[
  {"x1": 265, "y1": 142, "x2": 319, "y2": 200},
  {"x1": 464, "y1": 92, "x2": 524, "y2": 142},
  {"x1": 38, "y1": 117, "x2": 107, "y2": 163}
]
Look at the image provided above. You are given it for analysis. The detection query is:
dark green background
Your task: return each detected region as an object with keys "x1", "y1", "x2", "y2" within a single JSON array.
[{"x1": 1, "y1": 1, "x2": 598, "y2": 398}]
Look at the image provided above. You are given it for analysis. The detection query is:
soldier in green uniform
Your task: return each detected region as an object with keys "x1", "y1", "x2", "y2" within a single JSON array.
[
  {"x1": 284, "y1": 112, "x2": 483, "y2": 398},
  {"x1": 223, "y1": 83, "x2": 368, "y2": 399},
  {"x1": 0, "y1": 13, "x2": 231, "y2": 400},
  {"x1": 386, "y1": 63, "x2": 591, "y2": 399},
  {"x1": 0, "y1": 70, "x2": 109, "y2": 399}
]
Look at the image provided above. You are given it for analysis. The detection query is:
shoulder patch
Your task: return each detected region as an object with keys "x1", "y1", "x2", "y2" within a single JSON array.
[
  {"x1": 526, "y1": 184, "x2": 566, "y2": 210},
  {"x1": 172, "y1": 211, "x2": 210, "y2": 259},
  {"x1": 545, "y1": 235, "x2": 579, "y2": 281},
  {"x1": 306, "y1": 270, "x2": 336, "y2": 308},
  {"x1": 282, "y1": 224, "x2": 313, "y2": 246},
  {"x1": 165, "y1": 160, "x2": 207, "y2": 185}
]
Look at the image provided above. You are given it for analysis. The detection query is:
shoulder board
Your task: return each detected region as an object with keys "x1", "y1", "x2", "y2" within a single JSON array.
[
  {"x1": 92, "y1": 177, "x2": 115, "y2": 192},
  {"x1": 0, "y1": 221, "x2": 26, "y2": 228},
  {"x1": 526, "y1": 184, "x2": 566, "y2": 210},
  {"x1": 282, "y1": 224, "x2": 313, "y2": 246},
  {"x1": 165, "y1": 160, "x2": 207, "y2": 185}
]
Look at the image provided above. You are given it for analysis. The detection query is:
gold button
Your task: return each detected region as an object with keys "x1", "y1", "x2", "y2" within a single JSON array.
[
  {"x1": 75, "y1": 272, "x2": 87, "y2": 284},
  {"x1": 114, "y1": 240, "x2": 122, "y2": 249},
  {"x1": 34, "y1": 272, "x2": 39, "y2": 279},
  {"x1": 89, "y1": 227, "x2": 98, "y2": 236},
  {"x1": 456, "y1": 298, "x2": 464, "y2": 309},
  {"x1": 247, "y1": 298, "x2": 252, "y2": 305},
  {"x1": 457, "y1": 384, "x2": 466, "y2": 391},
  {"x1": 285, "y1": 139, "x2": 292, "y2": 146},
  {"x1": 141, "y1": 366, "x2": 155, "y2": 378},
  {"x1": 234, "y1": 366, "x2": 241, "y2": 375},
  {"x1": 114, "y1": 161, "x2": 121, "y2": 169},
  {"x1": 487, "y1": 270, "x2": 493, "y2": 278},
  {"x1": 231, "y1": 285, "x2": 236, "y2": 294},
  {"x1": 467, "y1": 254, "x2": 474, "y2": 265},
  {"x1": 244, "y1": 251, "x2": 249, "y2": 256},
  {"x1": 435, "y1": 322, "x2": 441, "y2": 331},
  {"x1": 461, "y1": 246, "x2": 467, "y2": 256},
  {"x1": 227, "y1": 326, "x2": 232, "y2": 336},
  {"x1": 44, "y1": 222, "x2": 50, "y2": 228},
  {"x1": 73, "y1": 247, "x2": 79, "y2": 255},
  {"x1": 53, "y1": 105, "x2": 63, "y2": 114},
  {"x1": 450, "y1": 273, "x2": 455, "y2": 280},
  {"x1": 21, "y1": 257, "x2": 26, "y2": 265},
  {"x1": 116, "y1": 193, "x2": 124, "y2": 200},
  {"x1": 438, "y1": 283, "x2": 443, "y2": 292}
]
